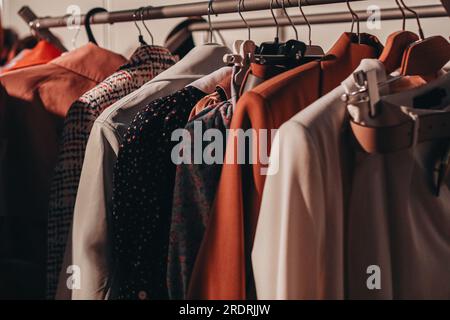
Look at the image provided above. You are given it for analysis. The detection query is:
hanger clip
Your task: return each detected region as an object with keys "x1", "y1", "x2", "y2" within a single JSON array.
[
  {"x1": 341, "y1": 69, "x2": 381, "y2": 117},
  {"x1": 223, "y1": 54, "x2": 244, "y2": 66}
]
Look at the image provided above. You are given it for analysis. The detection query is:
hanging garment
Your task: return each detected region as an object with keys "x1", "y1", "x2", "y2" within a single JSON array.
[
  {"x1": 0, "y1": 43, "x2": 126, "y2": 299},
  {"x1": 0, "y1": 86, "x2": 6, "y2": 239},
  {"x1": 0, "y1": 49, "x2": 30, "y2": 73},
  {"x1": 188, "y1": 75, "x2": 231, "y2": 119},
  {"x1": 70, "y1": 44, "x2": 230, "y2": 300},
  {"x1": 188, "y1": 33, "x2": 384, "y2": 300},
  {"x1": 0, "y1": 17, "x2": 3, "y2": 56},
  {"x1": 252, "y1": 59, "x2": 450, "y2": 299},
  {"x1": 47, "y1": 45, "x2": 177, "y2": 300},
  {"x1": 111, "y1": 67, "x2": 232, "y2": 300},
  {"x1": 239, "y1": 63, "x2": 288, "y2": 96},
  {"x1": 1, "y1": 40, "x2": 62, "y2": 74},
  {"x1": 167, "y1": 63, "x2": 287, "y2": 300},
  {"x1": 167, "y1": 99, "x2": 233, "y2": 299}
]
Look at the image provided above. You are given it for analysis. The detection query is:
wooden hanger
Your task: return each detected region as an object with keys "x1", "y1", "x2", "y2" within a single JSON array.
[
  {"x1": 400, "y1": 36, "x2": 450, "y2": 79},
  {"x1": 398, "y1": 0, "x2": 450, "y2": 79},
  {"x1": 379, "y1": 31, "x2": 419, "y2": 74},
  {"x1": 379, "y1": 1, "x2": 420, "y2": 74}
]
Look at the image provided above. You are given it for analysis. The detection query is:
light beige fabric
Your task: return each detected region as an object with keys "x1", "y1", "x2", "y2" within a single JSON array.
[
  {"x1": 64, "y1": 44, "x2": 230, "y2": 300},
  {"x1": 252, "y1": 59, "x2": 450, "y2": 300}
]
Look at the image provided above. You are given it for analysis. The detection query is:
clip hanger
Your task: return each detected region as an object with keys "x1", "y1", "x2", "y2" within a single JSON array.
[{"x1": 341, "y1": 69, "x2": 386, "y2": 117}]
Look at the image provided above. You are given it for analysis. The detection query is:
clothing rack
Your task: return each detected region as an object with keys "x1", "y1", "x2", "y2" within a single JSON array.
[
  {"x1": 22, "y1": 0, "x2": 365, "y2": 30},
  {"x1": 188, "y1": 4, "x2": 448, "y2": 31},
  {"x1": 18, "y1": 0, "x2": 450, "y2": 52}
]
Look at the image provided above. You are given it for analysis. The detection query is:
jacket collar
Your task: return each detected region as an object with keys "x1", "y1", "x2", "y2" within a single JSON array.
[
  {"x1": 326, "y1": 32, "x2": 384, "y2": 61},
  {"x1": 121, "y1": 45, "x2": 177, "y2": 70},
  {"x1": 321, "y1": 32, "x2": 384, "y2": 94},
  {"x1": 145, "y1": 44, "x2": 231, "y2": 83},
  {"x1": 50, "y1": 43, "x2": 127, "y2": 83}
]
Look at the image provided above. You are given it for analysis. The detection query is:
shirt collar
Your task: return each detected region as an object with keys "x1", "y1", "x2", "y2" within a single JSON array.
[
  {"x1": 189, "y1": 67, "x2": 232, "y2": 95},
  {"x1": 215, "y1": 73, "x2": 232, "y2": 100},
  {"x1": 50, "y1": 43, "x2": 127, "y2": 83}
]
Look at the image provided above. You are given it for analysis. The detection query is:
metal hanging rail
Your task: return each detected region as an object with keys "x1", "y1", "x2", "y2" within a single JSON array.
[
  {"x1": 24, "y1": 0, "x2": 366, "y2": 30},
  {"x1": 188, "y1": 4, "x2": 448, "y2": 31}
]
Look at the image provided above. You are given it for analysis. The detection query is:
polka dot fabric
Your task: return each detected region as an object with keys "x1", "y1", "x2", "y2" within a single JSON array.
[{"x1": 111, "y1": 86, "x2": 205, "y2": 300}]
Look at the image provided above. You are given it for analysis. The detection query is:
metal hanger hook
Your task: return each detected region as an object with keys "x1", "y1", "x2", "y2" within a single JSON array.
[
  {"x1": 346, "y1": 0, "x2": 360, "y2": 43},
  {"x1": 133, "y1": 8, "x2": 143, "y2": 38},
  {"x1": 281, "y1": 0, "x2": 298, "y2": 40},
  {"x1": 298, "y1": 0, "x2": 312, "y2": 45},
  {"x1": 141, "y1": 7, "x2": 154, "y2": 45},
  {"x1": 394, "y1": 0, "x2": 406, "y2": 31},
  {"x1": 269, "y1": 0, "x2": 280, "y2": 41},
  {"x1": 207, "y1": 0, "x2": 217, "y2": 43},
  {"x1": 399, "y1": 0, "x2": 425, "y2": 39},
  {"x1": 238, "y1": 0, "x2": 251, "y2": 40}
]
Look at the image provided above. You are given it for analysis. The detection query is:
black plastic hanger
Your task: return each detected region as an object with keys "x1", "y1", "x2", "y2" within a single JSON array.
[
  {"x1": 257, "y1": 0, "x2": 306, "y2": 67},
  {"x1": 85, "y1": 7, "x2": 107, "y2": 45},
  {"x1": 257, "y1": 0, "x2": 283, "y2": 55}
]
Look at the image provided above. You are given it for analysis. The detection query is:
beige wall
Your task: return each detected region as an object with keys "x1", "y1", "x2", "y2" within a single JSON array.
[{"x1": 1, "y1": 0, "x2": 449, "y2": 58}]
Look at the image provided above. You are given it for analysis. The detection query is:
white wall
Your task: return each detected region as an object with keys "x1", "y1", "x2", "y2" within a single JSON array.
[{"x1": 1, "y1": 0, "x2": 449, "y2": 58}]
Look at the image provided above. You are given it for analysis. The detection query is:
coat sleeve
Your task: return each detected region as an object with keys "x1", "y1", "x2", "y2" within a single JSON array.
[{"x1": 69, "y1": 121, "x2": 120, "y2": 300}]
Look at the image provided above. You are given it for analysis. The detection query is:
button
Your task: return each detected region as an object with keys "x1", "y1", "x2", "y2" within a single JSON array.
[{"x1": 138, "y1": 290, "x2": 148, "y2": 300}]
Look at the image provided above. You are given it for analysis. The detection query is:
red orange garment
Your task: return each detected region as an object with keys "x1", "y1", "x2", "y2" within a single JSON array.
[
  {"x1": 0, "y1": 43, "x2": 125, "y2": 299},
  {"x1": 188, "y1": 33, "x2": 383, "y2": 300},
  {"x1": 1, "y1": 40, "x2": 62, "y2": 73}
]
